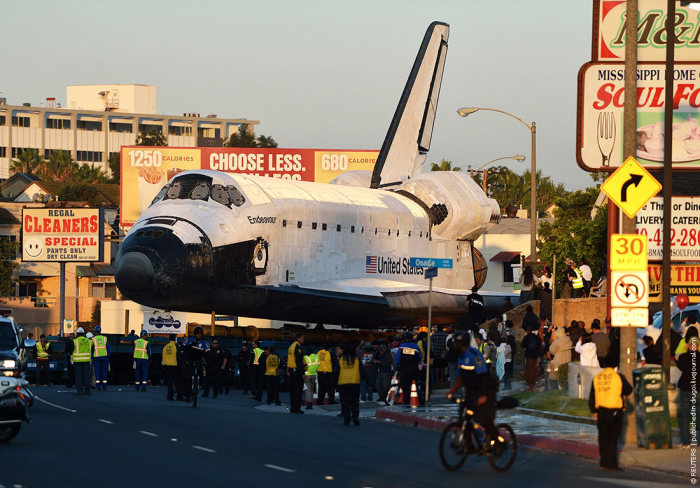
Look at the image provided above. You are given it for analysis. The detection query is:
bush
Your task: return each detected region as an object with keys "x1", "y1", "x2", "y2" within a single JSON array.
[
  {"x1": 91, "y1": 300, "x2": 101, "y2": 323},
  {"x1": 557, "y1": 362, "x2": 569, "y2": 388}
]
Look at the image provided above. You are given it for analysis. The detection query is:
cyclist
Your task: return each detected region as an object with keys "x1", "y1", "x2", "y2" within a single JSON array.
[
  {"x1": 181, "y1": 326, "x2": 210, "y2": 402},
  {"x1": 445, "y1": 332, "x2": 502, "y2": 452}
]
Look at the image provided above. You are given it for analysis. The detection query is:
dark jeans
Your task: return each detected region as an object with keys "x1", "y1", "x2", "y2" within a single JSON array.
[
  {"x1": 66, "y1": 361, "x2": 74, "y2": 387},
  {"x1": 204, "y1": 368, "x2": 223, "y2": 397},
  {"x1": 338, "y1": 383, "x2": 360, "y2": 423},
  {"x1": 289, "y1": 372, "x2": 304, "y2": 412},
  {"x1": 503, "y1": 361, "x2": 513, "y2": 390},
  {"x1": 239, "y1": 367, "x2": 250, "y2": 393},
  {"x1": 254, "y1": 367, "x2": 265, "y2": 400},
  {"x1": 164, "y1": 366, "x2": 179, "y2": 399},
  {"x1": 266, "y1": 375, "x2": 280, "y2": 404},
  {"x1": 376, "y1": 371, "x2": 392, "y2": 403},
  {"x1": 525, "y1": 357, "x2": 539, "y2": 389},
  {"x1": 134, "y1": 359, "x2": 149, "y2": 390},
  {"x1": 74, "y1": 361, "x2": 91, "y2": 393},
  {"x1": 398, "y1": 366, "x2": 419, "y2": 404},
  {"x1": 36, "y1": 360, "x2": 51, "y2": 385},
  {"x1": 678, "y1": 389, "x2": 698, "y2": 445},
  {"x1": 597, "y1": 408, "x2": 623, "y2": 468},
  {"x1": 317, "y1": 372, "x2": 335, "y2": 404},
  {"x1": 360, "y1": 374, "x2": 375, "y2": 401}
]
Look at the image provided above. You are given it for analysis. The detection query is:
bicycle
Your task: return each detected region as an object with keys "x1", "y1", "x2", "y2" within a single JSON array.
[
  {"x1": 439, "y1": 397, "x2": 517, "y2": 472},
  {"x1": 185, "y1": 359, "x2": 203, "y2": 408}
]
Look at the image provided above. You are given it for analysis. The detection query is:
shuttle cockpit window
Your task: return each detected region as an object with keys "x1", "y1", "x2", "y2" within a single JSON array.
[{"x1": 152, "y1": 173, "x2": 245, "y2": 208}]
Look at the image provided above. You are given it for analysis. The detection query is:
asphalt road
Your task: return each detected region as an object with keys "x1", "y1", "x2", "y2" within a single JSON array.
[{"x1": 1, "y1": 386, "x2": 683, "y2": 488}]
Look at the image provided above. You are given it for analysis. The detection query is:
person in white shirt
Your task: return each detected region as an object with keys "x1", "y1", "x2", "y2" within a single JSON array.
[
  {"x1": 579, "y1": 258, "x2": 593, "y2": 297},
  {"x1": 575, "y1": 333, "x2": 599, "y2": 368}
]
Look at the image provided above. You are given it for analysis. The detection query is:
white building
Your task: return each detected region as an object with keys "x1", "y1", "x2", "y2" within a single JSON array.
[
  {"x1": 0, "y1": 84, "x2": 259, "y2": 179},
  {"x1": 475, "y1": 217, "x2": 553, "y2": 293}
]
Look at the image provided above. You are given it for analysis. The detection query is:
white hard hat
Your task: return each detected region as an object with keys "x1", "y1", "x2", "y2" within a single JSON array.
[
  {"x1": 86, "y1": 332, "x2": 94, "y2": 339},
  {"x1": 76, "y1": 327, "x2": 85, "y2": 334}
]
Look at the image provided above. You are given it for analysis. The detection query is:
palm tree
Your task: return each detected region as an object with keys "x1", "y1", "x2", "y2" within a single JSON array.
[
  {"x1": 75, "y1": 163, "x2": 107, "y2": 184},
  {"x1": 10, "y1": 149, "x2": 41, "y2": 175},
  {"x1": 430, "y1": 159, "x2": 461, "y2": 172},
  {"x1": 37, "y1": 150, "x2": 78, "y2": 182}
]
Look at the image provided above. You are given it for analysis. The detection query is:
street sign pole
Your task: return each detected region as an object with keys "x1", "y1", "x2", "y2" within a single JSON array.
[{"x1": 426, "y1": 275, "x2": 432, "y2": 407}]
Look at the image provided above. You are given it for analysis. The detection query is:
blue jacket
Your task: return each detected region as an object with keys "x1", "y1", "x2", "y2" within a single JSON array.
[{"x1": 394, "y1": 342, "x2": 422, "y2": 368}]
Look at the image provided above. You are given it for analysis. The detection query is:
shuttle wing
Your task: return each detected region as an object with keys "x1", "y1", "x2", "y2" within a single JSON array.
[{"x1": 370, "y1": 21, "x2": 449, "y2": 189}]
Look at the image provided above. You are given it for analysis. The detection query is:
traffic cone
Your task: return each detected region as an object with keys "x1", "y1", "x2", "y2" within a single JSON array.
[{"x1": 409, "y1": 381, "x2": 420, "y2": 408}]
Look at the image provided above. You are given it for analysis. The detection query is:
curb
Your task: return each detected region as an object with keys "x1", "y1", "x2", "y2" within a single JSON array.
[
  {"x1": 375, "y1": 407, "x2": 684, "y2": 475},
  {"x1": 375, "y1": 407, "x2": 598, "y2": 458},
  {"x1": 515, "y1": 407, "x2": 596, "y2": 425}
]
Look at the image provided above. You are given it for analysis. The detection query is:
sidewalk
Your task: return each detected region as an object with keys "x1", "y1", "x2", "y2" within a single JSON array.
[{"x1": 375, "y1": 393, "x2": 687, "y2": 477}]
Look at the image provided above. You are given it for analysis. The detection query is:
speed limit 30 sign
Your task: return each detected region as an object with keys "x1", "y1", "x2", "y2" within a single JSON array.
[{"x1": 610, "y1": 234, "x2": 649, "y2": 327}]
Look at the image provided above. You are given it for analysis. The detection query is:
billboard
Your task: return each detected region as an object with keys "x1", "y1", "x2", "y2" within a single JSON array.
[
  {"x1": 649, "y1": 264, "x2": 700, "y2": 303},
  {"x1": 576, "y1": 62, "x2": 700, "y2": 171},
  {"x1": 120, "y1": 147, "x2": 379, "y2": 226},
  {"x1": 635, "y1": 196, "x2": 700, "y2": 261},
  {"x1": 21, "y1": 208, "x2": 104, "y2": 262},
  {"x1": 594, "y1": 1, "x2": 700, "y2": 62}
]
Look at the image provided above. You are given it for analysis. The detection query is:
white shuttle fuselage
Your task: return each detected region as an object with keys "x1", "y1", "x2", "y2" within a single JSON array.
[{"x1": 115, "y1": 22, "x2": 502, "y2": 328}]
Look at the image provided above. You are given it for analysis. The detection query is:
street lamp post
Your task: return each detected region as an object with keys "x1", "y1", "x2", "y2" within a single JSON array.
[
  {"x1": 471, "y1": 155, "x2": 526, "y2": 193},
  {"x1": 458, "y1": 107, "x2": 537, "y2": 264}
]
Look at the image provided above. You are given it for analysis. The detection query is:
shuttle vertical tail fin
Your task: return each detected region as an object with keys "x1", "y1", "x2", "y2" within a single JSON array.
[{"x1": 370, "y1": 22, "x2": 449, "y2": 189}]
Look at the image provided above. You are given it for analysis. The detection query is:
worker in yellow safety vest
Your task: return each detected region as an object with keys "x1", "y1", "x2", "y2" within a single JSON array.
[
  {"x1": 303, "y1": 349, "x2": 320, "y2": 409},
  {"x1": 35, "y1": 334, "x2": 52, "y2": 386},
  {"x1": 91, "y1": 325, "x2": 110, "y2": 391},
  {"x1": 286, "y1": 332, "x2": 305, "y2": 414},
  {"x1": 316, "y1": 344, "x2": 336, "y2": 405},
  {"x1": 162, "y1": 333, "x2": 180, "y2": 401},
  {"x1": 251, "y1": 341, "x2": 265, "y2": 401},
  {"x1": 588, "y1": 356, "x2": 633, "y2": 471},
  {"x1": 72, "y1": 327, "x2": 93, "y2": 395},
  {"x1": 264, "y1": 345, "x2": 281, "y2": 405},
  {"x1": 571, "y1": 261, "x2": 585, "y2": 298},
  {"x1": 133, "y1": 330, "x2": 151, "y2": 391}
]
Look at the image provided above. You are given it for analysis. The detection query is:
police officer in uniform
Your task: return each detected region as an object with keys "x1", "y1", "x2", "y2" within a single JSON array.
[
  {"x1": 394, "y1": 332, "x2": 422, "y2": 404},
  {"x1": 237, "y1": 343, "x2": 252, "y2": 394},
  {"x1": 588, "y1": 356, "x2": 633, "y2": 471},
  {"x1": 162, "y1": 334, "x2": 180, "y2": 401},
  {"x1": 203, "y1": 339, "x2": 227, "y2": 398},
  {"x1": 286, "y1": 332, "x2": 306, "y2": 414},
  {"x1": 133, "y1": 330, "x2": 151, "y2": 391},
  {"x1": 91, "y1": 326, "x2": 110, "y2": 391},
  {"x1": 446, "y1": 332, "x2": 502, "y2": 452}
]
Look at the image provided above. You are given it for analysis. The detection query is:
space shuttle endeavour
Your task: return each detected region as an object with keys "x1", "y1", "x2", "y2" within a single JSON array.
[{"x1": 115, "y1": 22, "x2": 501, "y2": 328}]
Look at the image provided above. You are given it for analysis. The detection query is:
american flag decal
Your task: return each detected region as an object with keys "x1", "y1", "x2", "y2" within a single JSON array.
[{"x1": 365, "y1": 255, "x2": 378, "y2": 273}]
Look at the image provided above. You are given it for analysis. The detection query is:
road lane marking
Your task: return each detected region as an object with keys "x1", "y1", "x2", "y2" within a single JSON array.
[
  {"x1": 97, "y1": 419, "x2": 113, "y2": 424},
  {"x1": 264, "y1": 464, "x2": 296, "y2": 473},
  {"x1": 193, "y1": 445, "x2": 216, "y2": 453},
  {"x1": 584, "y1": 478, "x2": 683, "y2": 487},
  {"x1": 35, "y1": 396, "x2": 76, "y2": 413},
  {"x1": 139, "y1": 430, "x2": 158, "y2": 437},
  {"x1": 324, "y1": 475, "x2": 334, "y2": 480}
]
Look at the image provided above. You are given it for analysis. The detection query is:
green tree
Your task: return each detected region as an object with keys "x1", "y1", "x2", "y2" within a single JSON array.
[
  {"x1": 108, "y1": 153, "x2": 120, "y2": 184},
  {"x1": 37, "y1": 150, "x2": 78, "y2": 182},
  {"x1": 136, "y1": 129, "x2": 167, "y2": 146},
  {"x1": 57, "y1": 183, "x2": 100, "y2": 205},
  {"x1": 430, "y1": 159, "x2": 461, "y2": 172},
  {"x1": 223, "y1": 124, "x2": 277, "y2": 148},
  {"x1": 537, "y1": 187, "x2": 608, "y2": 293},
  {"x1": 0, "y1": 237, "x2": 18, "y2": 297},
  {"x1": 75, "y1": 163, "x2": 107, "y2": 184},
  {"x1": 10, "y1": 148, "x2": 41, "y2": 176}
]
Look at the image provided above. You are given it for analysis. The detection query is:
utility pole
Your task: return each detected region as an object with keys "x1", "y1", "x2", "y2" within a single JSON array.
[{"x1": 619, "y1": 0, "x2": 639, "y2": 445}]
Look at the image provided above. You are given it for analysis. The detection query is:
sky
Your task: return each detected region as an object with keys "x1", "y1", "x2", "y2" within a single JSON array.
[{"x1": 1, "y1": 0, "x2": 595, "y2": 191}]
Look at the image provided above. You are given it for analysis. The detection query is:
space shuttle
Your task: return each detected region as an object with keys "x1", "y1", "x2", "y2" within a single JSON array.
[{"x1": 115, "y1": 22, "x2": 501, "y2": 328}]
